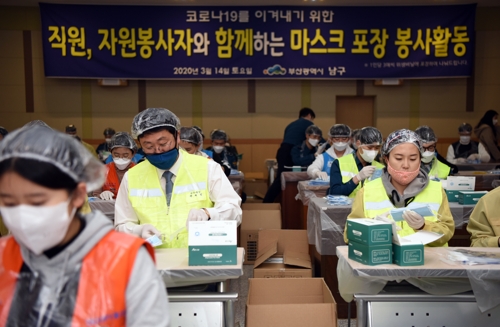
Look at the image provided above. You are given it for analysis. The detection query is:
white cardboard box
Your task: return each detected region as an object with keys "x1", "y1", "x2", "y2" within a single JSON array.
[{"x1": 444, "y1": 176, "x2": 475, "y2": 191}]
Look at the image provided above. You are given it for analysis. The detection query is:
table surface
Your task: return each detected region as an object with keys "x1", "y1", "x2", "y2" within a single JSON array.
[
  {"x1": 455, "y1": 163, "x2": 499, "y2": 171},
  {"x1": 336, "y1": 245, "x2": 500, "y2": 278},
  {"x1": 280, "y1": 171, "x2": 310, "y2": 190}
]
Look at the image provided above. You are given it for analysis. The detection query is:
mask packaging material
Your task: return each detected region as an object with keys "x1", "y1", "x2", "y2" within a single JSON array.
[
  {"x1": 369, "y1": 168, "x2": 383, "y2": 181},
  {"x1": 146, "y1": 234, "x2": 164, "y2": 247},
  {"x1": 391, "y1": 205, "x2": 434, "y2": 222},
  {"x1": 325, "y1": 195, "x2": 352, "y2": 206},
  {"x1": 309, "y1": 178, "x2": 330, "y2": 186}
]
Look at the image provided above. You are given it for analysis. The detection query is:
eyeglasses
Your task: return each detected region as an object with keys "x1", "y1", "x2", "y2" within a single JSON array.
[{"x1": 422, "y1": 145, "x2": 436, "y2": 152}]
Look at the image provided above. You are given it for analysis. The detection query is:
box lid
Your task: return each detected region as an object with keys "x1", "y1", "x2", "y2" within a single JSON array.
[
  {"x1": 283, "y1": 249, "x2": 312, "y2": 269},
  {"x1": 241, "y1": 213, "x2": 281, "y2": 230},
  {"x1": 254, "y1": 242, "x2": 278, "y2": 268},
  {"x1": 242, "y1": 203, "x2": 281, "y2": 211}
]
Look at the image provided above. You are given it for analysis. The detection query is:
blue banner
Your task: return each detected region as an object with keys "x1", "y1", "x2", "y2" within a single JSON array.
[{"x1": 40, "y1": 3, "x2": 476, "y2": 79}]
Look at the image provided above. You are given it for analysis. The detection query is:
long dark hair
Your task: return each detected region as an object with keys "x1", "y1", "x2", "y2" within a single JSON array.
[{"x1": 476, "y1": 110, "x2": 498, "y2": 138}]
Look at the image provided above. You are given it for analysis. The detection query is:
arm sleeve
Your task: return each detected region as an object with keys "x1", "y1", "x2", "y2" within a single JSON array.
[
  {"x1": 467, "y1": 196, "x2": 500, "y2": 247},
  {"x1": 344, "y1": 188, "x2": 366, "y2": 244},
  {"x1": 328, "y1": 160, "x2": 358, "y2": 196},
  {"x1": 307, "y1": 155, "x2": 324, "y2": 179},
  {"x1": 114, "y1": 172, "x2": 143, "y2": 236},
  {"x1": 204, "y1": 159, "x2": 242, "y2": 225},
  {"x1": 446, "y1": 145, "x2": 457, "y2": 164},
  {"x1": 126, "y1": 247, "x2": 170, "y2": 327},
  {"x1": 478, "y1": 143, "x2": 491, "y2": 163},
  {"x1": 421, "y1": 188, "x2": 455, "y2": 246},
  {"x1": 479, "y1": 128, "x2": 500, "y2": 161}
]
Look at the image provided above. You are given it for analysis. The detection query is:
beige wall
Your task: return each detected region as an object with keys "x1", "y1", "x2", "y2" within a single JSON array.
[{"x1": 1, "y1": 6, "x2": 499, "y2": 174}]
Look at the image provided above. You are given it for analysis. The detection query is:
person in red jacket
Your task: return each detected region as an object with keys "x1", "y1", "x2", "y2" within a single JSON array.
[
  {"x1": 93, "y1": 132, "x2": 137, "y2": 200},
  {"x1": 0, "y1": 125, "x2": 169, "y2": 326}
]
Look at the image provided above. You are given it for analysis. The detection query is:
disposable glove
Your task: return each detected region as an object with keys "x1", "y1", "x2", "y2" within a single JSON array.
[
  {"x1": 355, "y1": 166, "x2": 376, "y2": 181},
  {"x1": 467, "y1": 153, "x2": 480, "y2": 161},
  {"x1": 187, "y1": 208, "x2": 210, "y2": 222},
  {"x1": 99, "y1": 190, "x2": 114, "y2": 200},
  {"x1": 315, "y1": 142, "x2": 328, "y2": 156},
  {"x1": 402, "y1": 210, "x2": 425, "y2": 230},
  {"x1": 317, "y1": 171, "x2": 329, "y2": 181},
  {"x1": 140, "y1": 224, "x2": 162, "y2": 239},
  {"x1": 456, "y1": 157, "x2": 467, "y2": 164}
]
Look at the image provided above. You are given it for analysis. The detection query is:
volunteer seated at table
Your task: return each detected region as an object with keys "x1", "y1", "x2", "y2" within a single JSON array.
[
  {"x1": 114, "y1": 108, "x2": 242, "y2": 248},
  {"x1": 193, "y1": 125, "x2": 213, "y2": 158},
  {"x1": 206, "y1": 129, "x2": 240, "y2": 170},
  {"x1": 414, "y1": 125, "x2": 456, "y2": 180},
  {"x1": 447, "y1": 123, "x2": 491, "y2": 164},
  {"x1": 467, "y1": 186, "x2": 500, "y2": 247},
  {"x1": 345, "y1": 129, "x2": 454, "y2": 246},
  {"x1": 179, "y1": 126, "x2": 210, "y2": 158},
  {"x1": 0, "y1": 126, "x2": 169, "y2": 326},
  {"x1": 92, "y1": 132, "x2": 137, "y2": 200},
  {"x1": 307, "y1": 124, "x2": 353, "y2": 180},
  {"x1": 328, "y1": 126, "x2": 384, "y2": 197},
  {"x1": 291, "y1": 125, "x2": 322, "y2": 167}
]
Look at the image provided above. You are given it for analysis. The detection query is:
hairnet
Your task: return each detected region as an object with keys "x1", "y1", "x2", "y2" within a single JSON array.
[
  {"x1": 131, "y1": 108, "x2": 181, "y2": 139},
  {"x1": 211, "y1": 129, "x2": 228, "y2": 141},
  {"x1": 306, "y1": 125, "x2": 322, "y2": 136},
  {"x1": 109, "y1": 132, "x2": 137, "y2": 152},
  {"x1": 415, "y1": 125, "x2": 437, "y2": 144},
  {"x1": 24, "y1": 120, "x2": 52, "y2": 130},
  {"x1": 0, "y1": 126, "x2": 105, "y2": 192},
  {"x1": 329, "y1": 124, "x2": 351, "y2": 138},
  {"x1": 65, "y1": 124, "x2": 77, "y2": 133},
  {"x1": 458, "y1": 123, "x2": 472, "y2": 133},
  {"x1": 192, "y1": 126, "x2": 205, "y2": 139},
  {"x1": 103, "y1": 127, "x2": 116, "y2": 136},
  {"x1": 358, "y1": 127, "x2": 382, "y2": 145},
  {"x1": 180, "y1": 127, "x2": 203, "y2": 145},
  {"x1": 381, "y1": 129, "x2": 423, "y2": 156}
]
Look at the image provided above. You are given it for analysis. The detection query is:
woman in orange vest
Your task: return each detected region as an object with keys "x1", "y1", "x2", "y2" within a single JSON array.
[
  {"x1": 0, "y1": 126, "x2": 169, "y2": 326},
  {"x1": 93, "y1": 132, "x2": 137, "y2": 200}
]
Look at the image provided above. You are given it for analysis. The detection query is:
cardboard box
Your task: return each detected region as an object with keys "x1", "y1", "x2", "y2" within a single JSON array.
[
  {"x1": 346, "y1": 218, "x2": 393, "y2": 246},
  {"x1": 393, "y1": 242, "x2": 424, "y2": 266},
  {"x1": 240, "y1": 203, "x2": 282, "y2": 264},
  {"x1": 244, "y1": 178, "x2": 269, "y2": 197},
  {"x1": 458, "y1": 191, "x2": 488, "y2": 205},
  {"x1": 253, "y1": 229, "x2": 312, "y2": 278},
  {"x1": 445, "y1": 176, "x2": 475, "y2": 191},
  {"x1": 348, "y1": 241, "x2": 392, "y2": 266},
  {"x1": 445, "y1": 189, "x2": 461, "y2": 202},
  {"x1": 246, "y1": 278, "x2": 337, "y2": 327},
  {"x1": 188, "y1": 220, "x2": 237, "y2": 266}
]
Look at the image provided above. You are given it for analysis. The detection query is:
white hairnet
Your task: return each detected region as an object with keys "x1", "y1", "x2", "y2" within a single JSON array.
[
  {"x1": 210, "y1": 129, "x2": 227, "y2": 141},
  {"x1": 131, "y1": 108, "x2": 181, "y2": 139},
  {"x1": 415, "y1": 125, "x2": 437, "y2": 144},
  {"x1": 458, "y1": 123, "x2": 472, "y2": 133},
  {"x1": 0, "y1": 126, "x2": 105, "y2": 192},
  {"x1": 382, "y1": 129, "x2": 423, "y2": 156},
  {"x1": 358, "y1": 127, "x2": 382, "y2": 145},
  {"x1": 306, "y1": 125, "x2": 322, "y2": 136},
  {"x1": 329, "y1": 124, "x2": 351, "y2": 138},
  {"x1": 109, "y1": 132, "x2": 137, "y2": 152},
  {"x1": 23, "y1": 120, "x2": 52, "y2": 130},
  {"x1": 180, "y1": 127, "x2": 203, "y2": 145}
]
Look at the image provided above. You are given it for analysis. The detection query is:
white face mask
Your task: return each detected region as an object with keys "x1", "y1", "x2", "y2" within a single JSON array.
[
  {"x1": 113, "y1": 157, "x2": 131, "y2": 170},
  {"x1": 421, "y1": 151, "x2": 435, "y2": 163},
  {"x1": 459, "y1": 136, "x2": 471, "y2": 145},
  {"x1": 493, "y1": 119, "x2": 498, "y2": 125},
  {"x1": 213, "y1": 145, "x2": 224, "y2": 154},
  {"x1": 105, "y1": 138, "x2": 112, "y2": 143},
  {"x1": 308, "y1": 138, "x2": 319, "y2": 147},
  {"x1": 0, "y1": 199, "x2": 76, "y2": 255},
  {"x1": 360, "y1": 149, "x2": 378, "y2": 163},
  {"x1": 333, "y1": 142, "x2": 348, "y2": 151}
]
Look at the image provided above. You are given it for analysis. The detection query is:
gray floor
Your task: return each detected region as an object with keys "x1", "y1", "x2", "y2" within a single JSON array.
[{"x1": 229, "y1": 265, "x2": 356, "y2": 327}]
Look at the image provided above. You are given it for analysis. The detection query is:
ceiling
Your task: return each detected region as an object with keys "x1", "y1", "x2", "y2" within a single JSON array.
[{"x1": 0, "y1": 0, "x2": 497, "y2": 7}]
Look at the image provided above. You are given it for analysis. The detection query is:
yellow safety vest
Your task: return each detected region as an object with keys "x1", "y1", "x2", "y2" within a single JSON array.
[
  {"x1": 428, "y1": 157, "x2": 451, "y2": 180},
  {"x1": 363, "y1": 178, "x2": 445, "y2": 242},
  {"x1": 338, "y1": 153, "x2": 385, "y2": 198},
  {"x1": 127, "y1": 150, "x2": 213, "y2": 248}
]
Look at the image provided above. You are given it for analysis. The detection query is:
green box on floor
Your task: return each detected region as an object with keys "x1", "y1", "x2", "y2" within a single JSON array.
[
  {"x1": 346, "y1": 218, "x2": 392, "y2": 246},
  {"x1": 393, "y1": 242, "x2": 424, "y2": 266},
  {"x1": 445, "y1": 190, "x2": 461, "y2": 202},
  {"x1": 458, "y1": 191, "x2": 488, "y2": 205},
  {"x1": 348, "y1": 241, "x2": 392, "y2": 266}
]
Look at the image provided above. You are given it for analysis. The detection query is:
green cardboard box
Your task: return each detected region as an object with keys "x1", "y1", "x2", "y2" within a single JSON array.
[
  {"x1": 393, "y1": 242, "x2": 424, "y2": 266},
  {"x1": 458, "y1": 191, "x2": 488, "y2": 205},
  {"x1": 445, "y1": 189, "x2": 461, "y2": 202},
  {"x1": 346, "y1": 218, "x2": 392, "y2": 246},
  {"x1": 348, "y1": 241, "x2": 392, "y2": 266}
]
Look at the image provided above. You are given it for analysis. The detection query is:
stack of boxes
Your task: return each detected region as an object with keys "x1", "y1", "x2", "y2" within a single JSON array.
[
  {"x1": 444, "y1": 176, "x2": 488, "y2": 205},
  {"x1": 346, "y1": 219, "x2": 393, "y2": 265}
]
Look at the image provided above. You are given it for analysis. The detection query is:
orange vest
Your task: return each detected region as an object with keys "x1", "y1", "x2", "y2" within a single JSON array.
[
  {"x1": 0, "y1": 231, "x2": 154, "y2": 326},
  {"x1": 103, "y1": 162, "x2": 135, "y2": 198}
]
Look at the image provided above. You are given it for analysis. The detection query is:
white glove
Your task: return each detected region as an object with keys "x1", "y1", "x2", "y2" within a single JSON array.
[
  {"x1": 317, "y1": 171, "x2": 329, "y2": 181},
  {"x1": 402, "y1": 210, "x2": 425, "y2": 230},
  {"x1": 140, "y1": 224, "x2": 162, "y2": 239},
  {"x1": 355, "y1": 166, "x2": 376, "y2": 181},
  {"x1": 467, "y1": 153, "x2": 480, "y2": 161},
  {"x1": 456, "y1": 157, "x2": 467, "y2": 164},
  {"x1": 315, "y1": 142, "x2": 328, "y2": 156},
  {"x1": 187, "y1": 208, "x2": 210, "y2": 222},
  {"x1": 99, "y1": 190, "x2": 114, "y2": 200}
]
